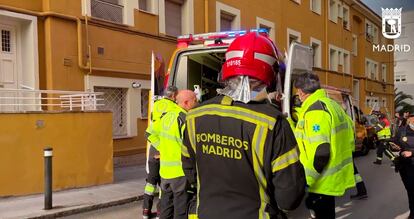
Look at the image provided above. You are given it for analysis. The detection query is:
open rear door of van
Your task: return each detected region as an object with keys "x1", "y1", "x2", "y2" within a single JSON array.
[
  {"x1": 146, "y1": 51, "x2": 167, "y2": 172},
  {"x1": 282, "y1": 42, "x2": 313, "y2": 118}
]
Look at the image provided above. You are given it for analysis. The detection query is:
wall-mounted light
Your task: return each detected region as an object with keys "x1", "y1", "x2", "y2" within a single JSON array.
[
  {"x1": 132, "y1": 82, "x2": 142, "y2": 88},
  {"x1": 370, "y1": 92, "x2": 374, "y2": 96}
]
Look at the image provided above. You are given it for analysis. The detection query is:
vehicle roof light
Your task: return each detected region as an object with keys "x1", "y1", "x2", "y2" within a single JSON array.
[{"x1": 176, "y1": 29, "x2": 270, "y2": 48}]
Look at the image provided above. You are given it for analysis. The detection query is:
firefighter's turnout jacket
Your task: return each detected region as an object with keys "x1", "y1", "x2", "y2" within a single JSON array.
[
  {"x1": 294, "y1": 89, "x2": 355, "y2": 196},
  {"x1": 182, "y1": 95, "x2": 306, "y2": 219}
]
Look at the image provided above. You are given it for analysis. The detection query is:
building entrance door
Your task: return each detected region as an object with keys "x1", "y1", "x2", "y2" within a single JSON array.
[{"x1": 0, "y1": 23, "x2": 18, "y2": 111}]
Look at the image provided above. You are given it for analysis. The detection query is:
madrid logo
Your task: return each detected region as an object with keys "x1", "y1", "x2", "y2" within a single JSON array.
[
  {"x1": 381, "y1": 8, "x2": 402, "y2": 39},
  {"x1": 373, "y1": 7, "x2": 410, "y2": 52}
]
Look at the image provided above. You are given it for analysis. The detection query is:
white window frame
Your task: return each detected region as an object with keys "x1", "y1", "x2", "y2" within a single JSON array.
[
  {"x1": 352, "y1": 34, "x2": 358, "y2": 56},
  {"x1": 366, "y1": 96, "x2": 371, "y2": 107},
  {"x1": 256, "y1": 17, "x2": 275, "y2": 42},
  {"x1": 328, "y1": 0, "x2": 338, "y2": 23},
  {"x1": 395, "y1": 74, "x2": 407, "y2": 83},
  {"x1": 342, "y1": 4, "x2": 350, "y2": 30},
  {"x1": 329, "y1": 44, "x2": 342, "y2": 72},
  {"x1": 365, "y1": 19, "x2": 378, "y2": 43},
  {"x1": 310, "y1": 37, "x2": 322, "y2": 68},
  {"x1": 287, "y1": 28, "x2": 301, "y2": 51},
  {"x1": 337, "y1": 1, "x2": 343, "y2": 18},
  {"x1": 138, "y1": 0, "x2": 156, "y2": 13},
  {"x1": 83, "y1": 0, "x2": 138, "y2": 26},
  {"x1": 85, "y1": 75, "x2": 150, "y2": 138},
  {"x1": 382, "y1": 97, "x2": 387, "y2": 108},
  {"x1": 216, "y1": 1, "x2": 240, "y2": 31},
  {"x1": 382, "y1": 64, "x2": 387, "y2": 82},
  {"x1": 343, "y1": 49, "x2": 350, "y2": 74},
  {"x1": 365, "y1": 58, "x2": 379, "y2": 80},
  {"x1": 159, "y1": 0, "x2": 194, "y2": 35},
  {"x1": 310, "y1": 0, "x2": 322, "y2": 15}
]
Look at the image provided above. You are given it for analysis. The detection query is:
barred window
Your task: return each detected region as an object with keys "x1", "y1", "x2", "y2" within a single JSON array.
[
  {"x1": 141, "y1": 89, "x2": 149, "y2": 119},
  {"x1": 1, "y1": 30, "x2": 11, "y2": 52},
  {"x1": 95, "y1": 86, "x2": 128, "y2": 137},
  {"x1": 91, "y1": 0, "x2": 124, "y2": 23}
]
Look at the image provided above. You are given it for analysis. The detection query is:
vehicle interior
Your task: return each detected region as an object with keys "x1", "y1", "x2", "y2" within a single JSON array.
[{"x1": 172, "y1": 49, "x2": 226, "y2": 102}]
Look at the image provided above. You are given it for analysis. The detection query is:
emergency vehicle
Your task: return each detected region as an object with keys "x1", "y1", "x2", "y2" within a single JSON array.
[{"x1": 150, "y1": 29, "x2": 371, "y2": 155}]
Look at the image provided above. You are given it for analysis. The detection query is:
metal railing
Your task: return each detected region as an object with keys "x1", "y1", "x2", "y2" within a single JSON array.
[{"x1": 0, "y1": 88, "x2": 104, "y2": 112}]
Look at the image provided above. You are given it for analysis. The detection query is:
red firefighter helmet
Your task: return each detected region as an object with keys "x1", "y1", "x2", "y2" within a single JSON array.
[{"x1": 221, "y1": 32, "x2": 279, "y2": 86}]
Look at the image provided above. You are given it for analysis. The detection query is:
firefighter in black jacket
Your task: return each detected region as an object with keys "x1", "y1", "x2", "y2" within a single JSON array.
[
  {"x1": 393, "y1": 114, "x2": 414, "y2": 219},
  {"x1": 181, "y1": 32, "x2": 306, "y2": 219}
]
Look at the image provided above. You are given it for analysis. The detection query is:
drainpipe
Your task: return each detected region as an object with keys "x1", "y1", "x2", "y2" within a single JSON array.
[
  {"x1": 84, "y1": 10, "x2": 92, "y2": 74},
  {"x1": 204, "y1": 0, "x2": 209, "y2": 32}
]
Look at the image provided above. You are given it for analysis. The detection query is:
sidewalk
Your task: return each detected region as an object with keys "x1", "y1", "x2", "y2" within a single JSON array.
[{"x1": 0, "y1": 164, "x2": 147, "y2": 219}]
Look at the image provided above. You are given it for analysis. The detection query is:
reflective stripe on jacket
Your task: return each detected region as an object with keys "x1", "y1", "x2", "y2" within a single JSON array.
[
  {"x1": 148, "y1": 104, "x2": 186, "y2": 179},
  {"x1": 182, "y1": 95, "x2": 306, "y2": 219},
  {"x1": 294, "y1": 89, "x2": 355, "y2": 196}
]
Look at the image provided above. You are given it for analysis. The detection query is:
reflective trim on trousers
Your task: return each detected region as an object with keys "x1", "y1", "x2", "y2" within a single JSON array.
[
  {"x1": 354, "y1": 174, "x2": 363, "y2": 183},
  {"x1": 144, "y1": 182, "x2": 156, "y2": 195}
]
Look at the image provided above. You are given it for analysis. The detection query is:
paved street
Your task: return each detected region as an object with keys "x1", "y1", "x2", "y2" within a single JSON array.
[{"x1": 64, "y1": 151, "x2": 411, "y2": 219}]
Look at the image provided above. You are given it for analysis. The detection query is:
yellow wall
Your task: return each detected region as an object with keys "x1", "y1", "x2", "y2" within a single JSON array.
[
  {"x1": 0, "y1": 112, "x2": 113, "y2": 196},
  {"x1": 0, "y1": 0, "x2": 395, "y2": 156}
]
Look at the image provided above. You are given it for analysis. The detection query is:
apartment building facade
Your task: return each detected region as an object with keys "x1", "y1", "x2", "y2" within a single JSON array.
[
  {"x1": 0, "y1": 0, "x2": 394, "y2": 156},
  {"x1": 394, "y1": 10, "x2": 414, "y2": 107}
]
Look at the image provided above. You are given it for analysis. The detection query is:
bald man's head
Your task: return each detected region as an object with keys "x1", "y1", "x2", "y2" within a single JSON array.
[{"x1": 176, "y1": 90, "x2": 197, "y2": 111}]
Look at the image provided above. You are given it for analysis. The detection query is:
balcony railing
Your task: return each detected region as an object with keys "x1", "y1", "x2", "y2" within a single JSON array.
[{"x1": 0, "y1": 88, "x2": 104, "y2": 112}]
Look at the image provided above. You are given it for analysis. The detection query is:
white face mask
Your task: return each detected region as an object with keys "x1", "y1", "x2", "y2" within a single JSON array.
[{"x1": 409, "y1": 123, "x2": 414, "y2": 130}]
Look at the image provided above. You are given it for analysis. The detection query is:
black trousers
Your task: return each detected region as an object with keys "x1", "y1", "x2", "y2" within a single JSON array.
[
  {"x1": 353, "y1": 161, "x2": 367, "y2": 194},
  {"x1": 305, "y1": 193, "x2": 335, "y2": 219},
  {"x1": 160, "y1": 176, "x2": 189, "y2": 219},
  {"x1": 376, "y1": 140, "x2": 395, "y2": 160},
  {"x1": 143, "y1": 158, "x2": 161, "y2": 210},
  {"x1": 400, "y1": 161, "x2": 414, "y2": 216}
]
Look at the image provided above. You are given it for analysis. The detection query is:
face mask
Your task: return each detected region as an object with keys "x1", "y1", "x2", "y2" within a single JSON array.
[{"x1": 409, "y1": 123, "x2": 414, "y2": 129}]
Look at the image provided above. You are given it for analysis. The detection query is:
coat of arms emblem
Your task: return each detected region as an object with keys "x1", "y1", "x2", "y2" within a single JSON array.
[{"x1": 381, "y1": 8, "x2": 402, "y2": 39}]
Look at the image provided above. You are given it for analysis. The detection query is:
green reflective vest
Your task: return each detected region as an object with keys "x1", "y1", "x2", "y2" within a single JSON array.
[
  {"x1": 377, "y1": 123, "x2": 391, "y2": 140},
  {"x1": 146, "y1": 98, "x2": 178, "y2": 137},
  {"x1": 148, "y1": 105, "x2": 186, "y2": 179},
  {"x1": 295, "y1": 89, "x2": 355, "y2": 196},
  {"x1": 151, "y1": 98, "x2": 177, "y2": 122}
]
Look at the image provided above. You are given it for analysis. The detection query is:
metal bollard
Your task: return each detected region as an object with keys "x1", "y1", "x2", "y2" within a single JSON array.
[{"x1": 44, "y1": 147, "x2": 53, "y2": 210}]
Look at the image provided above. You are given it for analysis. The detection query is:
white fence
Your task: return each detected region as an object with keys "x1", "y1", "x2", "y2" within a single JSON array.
[{"x1": 0, "y1": 88, "x2": 104, "y2": 112}]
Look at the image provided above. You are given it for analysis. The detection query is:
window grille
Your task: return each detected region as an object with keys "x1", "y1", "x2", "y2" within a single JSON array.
[
  {"x1": 91, "y1": 0, "x2": 123, "y2": 23},
  {"x1": 141, "y1": 89, "x2": 149, "y2": 119},
  {"x1": 95, "y1": 86, "x2": 128, "y2": 137},
  {"x1": 1, "y1": 30, "x2": 11, "y2": 52}
]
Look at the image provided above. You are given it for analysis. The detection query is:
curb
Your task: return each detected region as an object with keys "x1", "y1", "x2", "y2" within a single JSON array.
[{"x1": 26, "y1": 195, "x2": 144, "y2": 219}]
